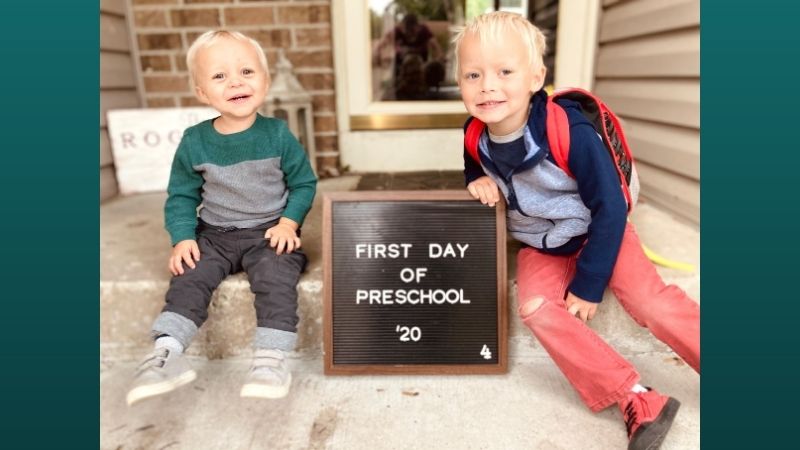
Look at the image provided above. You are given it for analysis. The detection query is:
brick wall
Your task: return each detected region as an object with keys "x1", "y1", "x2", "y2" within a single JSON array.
[{"x1": 130, "y1": 0, "x2": 339, "y2": 175}]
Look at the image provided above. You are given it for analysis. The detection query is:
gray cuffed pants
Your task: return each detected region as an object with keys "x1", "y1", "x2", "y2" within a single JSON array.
[{"x1": 151, "y1": 219, "x2": 306, "y2": 351}]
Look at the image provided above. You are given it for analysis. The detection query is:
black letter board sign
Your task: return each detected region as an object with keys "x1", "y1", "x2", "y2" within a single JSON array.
[{"x1": 323, "y1": 191, "x2": 507, "y2": 375}]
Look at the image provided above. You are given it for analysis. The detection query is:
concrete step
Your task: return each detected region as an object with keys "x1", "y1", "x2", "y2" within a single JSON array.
[
  {"x1": 101, "y1": 176, "x2": 699, "y2": 361},
  {"x1": 101, "y1": 353, "x2": 699, "y2": 449}
]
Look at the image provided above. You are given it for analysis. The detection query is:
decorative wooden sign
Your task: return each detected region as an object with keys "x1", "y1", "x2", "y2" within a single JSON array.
[{"x1": 106, "y1": 107, "x2": 218, "y2": 194}]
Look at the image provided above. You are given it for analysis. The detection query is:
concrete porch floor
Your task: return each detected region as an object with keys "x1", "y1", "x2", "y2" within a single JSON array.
[{"x1": 100, "y1": 173, "x2": 700, "y2": 450}]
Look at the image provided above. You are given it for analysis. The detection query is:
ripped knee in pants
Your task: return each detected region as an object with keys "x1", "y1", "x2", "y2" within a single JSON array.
[{"x1": 519, "y1": 296, "x2": 545, "y2": 319}]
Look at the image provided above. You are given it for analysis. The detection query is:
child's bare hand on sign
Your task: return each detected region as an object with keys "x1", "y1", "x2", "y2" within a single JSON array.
[
  {"x1": 169, "y1": 239, "x2": 200, "y2": 276},
  {"x1": 265, "y1": 217, "x2": 301, "y2": 255},
  {"x1": 467, "y1": 176, "x2": 500, "y2": 207},
  {"x1": 565, "y1": 292, "x2": 598, "y2": 323}
]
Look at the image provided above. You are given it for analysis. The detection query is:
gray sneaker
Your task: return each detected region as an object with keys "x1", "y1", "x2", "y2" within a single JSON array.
[
  {"x1": 240, "y1": 349, "x2": 292, "y2": 399},
  {"x1": 126, "y1": 347, "x2": 197, "y2": 405}
]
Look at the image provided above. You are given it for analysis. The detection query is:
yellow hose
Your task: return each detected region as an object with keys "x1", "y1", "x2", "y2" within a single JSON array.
[{"x1": 642, "y1": 243, "x2": 696, "y2": 272}]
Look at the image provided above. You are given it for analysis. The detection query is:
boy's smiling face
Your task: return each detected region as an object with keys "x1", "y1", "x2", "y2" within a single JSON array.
[
  {"x1": 193, "y1": 36, "x2": 269, "y2": 131},
  {"x1": 458, "y1": 29, "x2": 545, "y2": 136}
]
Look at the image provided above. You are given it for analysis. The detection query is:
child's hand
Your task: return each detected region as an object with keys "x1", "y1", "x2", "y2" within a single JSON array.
[
  {"x1": 169, "y1": 239, "x2": 200, "y2": 276},
  {"x1": 265, "y1": 218, "x2": 301, "y2": 255},
  {"x1": 467, "y1": 176, "x2": 500, "y2": 207},
  {"x1": 565, "y1": 292, "x2": 598, "y2": 323}
]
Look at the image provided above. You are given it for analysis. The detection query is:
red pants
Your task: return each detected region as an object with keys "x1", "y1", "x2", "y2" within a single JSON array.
[{"x1": 516, "y1": 222, "x2": 700, "y2": 412}]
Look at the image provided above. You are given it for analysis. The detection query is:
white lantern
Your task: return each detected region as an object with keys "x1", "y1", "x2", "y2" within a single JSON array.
[{"x1": 262, "y1": 50, "x2": 317, "y2": 174}]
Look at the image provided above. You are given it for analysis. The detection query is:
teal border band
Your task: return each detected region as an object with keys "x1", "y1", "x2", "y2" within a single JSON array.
[
  {"x1": 703, "y1": 0, "x2": 800, "y2": 448},
  {"x1": 0, "y1": 0, "x2": 98, "y2": 446}
]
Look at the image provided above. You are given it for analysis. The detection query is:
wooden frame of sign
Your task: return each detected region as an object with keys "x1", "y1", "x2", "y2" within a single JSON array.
[{"x1": 323, "y1": 190, "x2": 507, "y2": 375}]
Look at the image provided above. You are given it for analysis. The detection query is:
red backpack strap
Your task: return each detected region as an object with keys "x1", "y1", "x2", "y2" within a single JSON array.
[
  {"x1": 550, "y1": 87, "x2": 637, "y2": 211},
  {"x1": 545, "y1": 96, "x2": 574, "y2": 178},
  {"x1": 464, "y1": 117, "x2": 486, "y2": 163}
]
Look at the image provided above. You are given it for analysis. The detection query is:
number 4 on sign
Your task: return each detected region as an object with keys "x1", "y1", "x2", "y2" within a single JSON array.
[{"x1": 480, "y1": 345, "x2": 492, "y2": 360}]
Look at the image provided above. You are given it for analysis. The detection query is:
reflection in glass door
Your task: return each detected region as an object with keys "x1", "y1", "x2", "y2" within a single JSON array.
[
  {"x1": 368, "y1": 0, "x2": 548, "y2": 102},
  {"x1": 369, "y1": 0, "x2": 465, "y2": 102}
]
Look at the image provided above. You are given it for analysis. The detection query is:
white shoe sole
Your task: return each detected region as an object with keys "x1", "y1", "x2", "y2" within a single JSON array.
[
  {"x1": 240, "y1": 373, "x2": 292, "y2": 399},
  {"x1": 126, "y1": 370, "x2": 197, "y2": 406}
]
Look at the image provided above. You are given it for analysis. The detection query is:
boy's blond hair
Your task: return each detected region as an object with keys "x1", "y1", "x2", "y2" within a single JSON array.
[
  {"x1": 451, "y1": 11, "x2": 547, "y2": 80},
  {"x1": 185, "y1": 30, "x2": 270, "y2": 87}
]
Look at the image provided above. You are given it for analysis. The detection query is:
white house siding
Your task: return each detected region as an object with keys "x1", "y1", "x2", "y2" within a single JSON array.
[
  {"x1": 595, "y1": 0, "x2": 700, "y2": 223},
  {"x1": 100, "y1": 0, "x2": 141, "y2": 202}
]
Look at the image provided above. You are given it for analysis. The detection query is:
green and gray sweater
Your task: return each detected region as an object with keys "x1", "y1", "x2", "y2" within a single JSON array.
[{"x1": 165, "y1": 114, "x2": 317, "y2": 245}]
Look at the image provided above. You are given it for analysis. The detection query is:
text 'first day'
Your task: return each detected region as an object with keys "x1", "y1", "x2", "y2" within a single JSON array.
[{"x1": 355, "y1": 243, "x2": 470, "y2": 259}]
